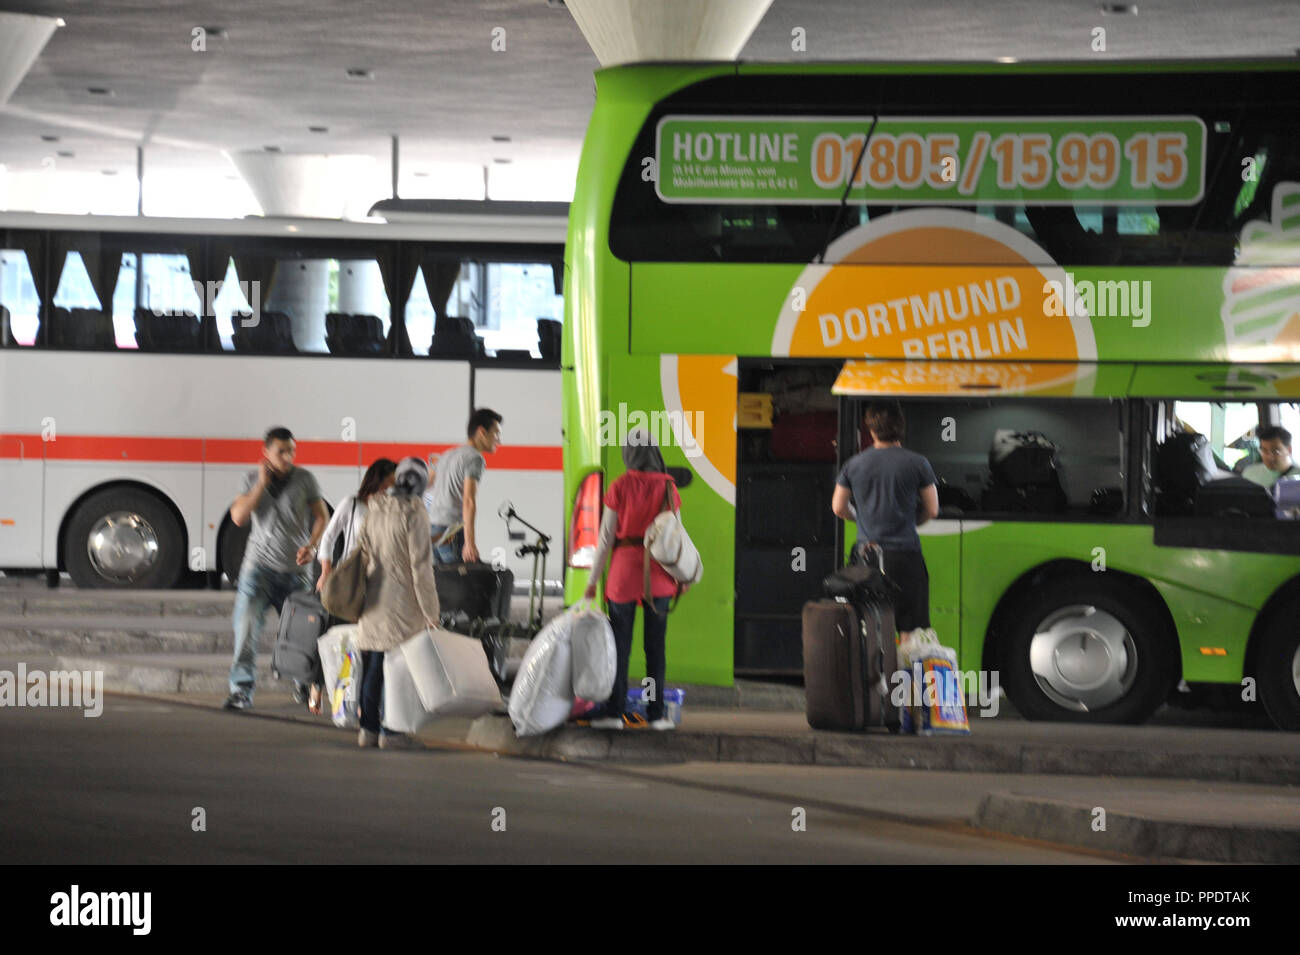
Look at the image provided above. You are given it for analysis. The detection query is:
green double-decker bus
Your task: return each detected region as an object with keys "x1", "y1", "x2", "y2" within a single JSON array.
[{"x1": 561, "y1": 60, "x2": 1300, "y2": 730}]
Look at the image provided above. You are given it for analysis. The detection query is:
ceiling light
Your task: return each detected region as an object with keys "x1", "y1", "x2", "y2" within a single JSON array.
[
  {"x1": 41, "y1": 134, "x2": 59, "y2": 142},
  {"x1": 101, "y1": 169, "x2": 118, "y2": 176},
  {"x1": 308, "y1": 125, "x2": 328, "y2": 133},
  {"x1": 1101, "y1": 3, "x2": 1138, "y2": 13},
  {"x1": 86, "y1": 86, "x2": 113, "y2": 95},
  {"x1": 492, "y1": 135, "x2": 511, "y2": 143},
  {"x1": 57, "y1": 150, "x2": 74, "y2": 158},
  {"x1": 413, "y1": 171, "x2": 429, "y2": 177},
  {"x1": 346, "y1": 68, "x2": 373, "y2": 80},
  {"x1": 263, "y1": 145, "x2": 282, "y2": 153},
  {"x1": 493, "y1": 158, "x2": 512, "y2": 164},
  {"x1": 200, "y1": 25, "x2": 228, "y2": 39}
]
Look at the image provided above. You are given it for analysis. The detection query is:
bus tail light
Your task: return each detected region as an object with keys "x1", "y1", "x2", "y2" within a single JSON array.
[{"x1": 567, "y1": 472, "x2": 602, "y2": 568}]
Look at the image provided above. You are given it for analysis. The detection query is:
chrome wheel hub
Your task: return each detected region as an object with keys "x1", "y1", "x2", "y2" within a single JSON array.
[
  {"x1": 87, "y1": 511, "x2": 160, "y2": 582},
  {"x1": 1028, "y1": 604, "x2": 1137, "y2": 712}
]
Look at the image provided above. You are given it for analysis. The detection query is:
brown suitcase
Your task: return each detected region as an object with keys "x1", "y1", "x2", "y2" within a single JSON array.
[{"x1": 802, "y1": 597, "x2": 899, "y2": 732}]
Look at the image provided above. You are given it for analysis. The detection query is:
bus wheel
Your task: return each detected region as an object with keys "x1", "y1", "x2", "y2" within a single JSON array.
[
  {"x1": 998, "y1": 579, "x2": 1176, "y2": 724},
  {"x1": 64, "y1": 488, "x2": 184, "y2": 590},
  {"x1": 1256, "y1": 609, "x2": 1300, "y2": 731}
]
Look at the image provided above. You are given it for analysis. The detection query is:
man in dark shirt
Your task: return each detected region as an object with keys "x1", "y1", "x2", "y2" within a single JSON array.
[{"x1": 831, "y1": 402, "x2": 939, "y2": 632}]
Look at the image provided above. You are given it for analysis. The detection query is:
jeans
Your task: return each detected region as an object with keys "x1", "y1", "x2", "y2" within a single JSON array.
[
  {"x1": 229, "y1": 564, "x2": 308, "y2": 699},
  {"x1": 605, "y1": 597, "x2": 670, "y2": 722},
  {"x1": 429, "y1": 524, "x2": 462, "y2": 565},
  {"x1": 359, "y1": 649, "x2": 390, "y2": 735}
]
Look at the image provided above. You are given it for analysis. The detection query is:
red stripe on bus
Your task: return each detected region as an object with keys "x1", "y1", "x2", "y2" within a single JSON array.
[{"x1": 0, "y1": 434, "x2": 562, "y2": 470}]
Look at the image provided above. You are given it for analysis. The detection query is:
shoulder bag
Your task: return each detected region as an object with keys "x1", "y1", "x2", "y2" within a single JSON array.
[{"x1": 643, "y1": 478, "x2": 702, "y2": 610}]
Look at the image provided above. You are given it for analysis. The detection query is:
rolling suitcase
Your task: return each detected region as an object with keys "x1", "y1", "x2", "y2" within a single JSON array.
[
  {"x1": 802, "y1": 597, "x2": 899, "y2": 732},
  {"x1": 434, "y1": 562, "x2": 514, "y2": 622},
  {"x1": 272, "y1": 591, "x2": 330, "y2": 683}
]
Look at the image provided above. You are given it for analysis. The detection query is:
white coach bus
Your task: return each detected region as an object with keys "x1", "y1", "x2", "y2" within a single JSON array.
[{"x1": 0, "y1": 204, "x2": 566, "y2": 589}]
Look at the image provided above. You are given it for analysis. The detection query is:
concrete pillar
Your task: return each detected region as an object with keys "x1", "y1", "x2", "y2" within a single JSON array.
[
  {"x1": 230, "y1": 152, "x2": 377, "y2": 352},
  {"x1": 564, "y1": 0, "x2": 773, "y2": 66}
]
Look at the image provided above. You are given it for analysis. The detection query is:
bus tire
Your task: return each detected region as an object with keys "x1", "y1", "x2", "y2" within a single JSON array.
[
  {"x1": 1256, "y1": 608, "x2": 1300, "y2": 731},
  {"x1": 63, "y1": 487, "x2": 185, "y2": 590},
  {"x1": 997, "y1": 577, "x2": 1177, "y2": 724}
]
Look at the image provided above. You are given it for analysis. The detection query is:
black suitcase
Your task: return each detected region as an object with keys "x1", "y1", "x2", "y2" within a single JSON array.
[
  {"x1": 434, "y1": 563, "x2": 514, "y2": 622},
  {"x1": 802, "y1": 596, "x2": 900, "y2": 732},
  {"x1": 272, "y1": 591, "x2": 329, "y2": 683},
  {"x1": 1194, "y1": 477, "x2": 1276, "y2": 518}
]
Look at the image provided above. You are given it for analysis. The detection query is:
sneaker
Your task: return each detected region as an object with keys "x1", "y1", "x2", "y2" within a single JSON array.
[
  {"x1": 357, "y1": 728, "x2": 379, "y2": 748},
  {"x1": 291, "y1": 682, "x2": 309, "y2": 705},
  {"x1": 222, "y1": 692, "x2": 252, "y2": 711},
  {"x1": 379, "y1": 732, "x2": 419, "y2": 750},
  {"x1": 588, "y1": 717, "x2": 625, "y2": 731},
  {"x1": 648, "y1": 718, "x2": 676, "y2": 731}
]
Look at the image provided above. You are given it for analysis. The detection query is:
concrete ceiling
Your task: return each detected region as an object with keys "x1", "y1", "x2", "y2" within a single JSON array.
[{"x1": 1, "y1": 0, "x2": 1297, "y2": 209}]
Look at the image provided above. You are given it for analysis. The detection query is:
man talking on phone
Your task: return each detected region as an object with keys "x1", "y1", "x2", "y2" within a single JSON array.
[{"x1": 223, "y1": 426, "x2": 329, "y2": 711}]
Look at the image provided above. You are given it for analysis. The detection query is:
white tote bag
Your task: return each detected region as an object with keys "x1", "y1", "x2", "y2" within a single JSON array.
[
  {"x1": 382, "y1": 649, "x2": 436, "y2": 734},
  {"x1": 401, "y1": 627, "x2": 502, "y2": 719},
  {"x1": 643, "y1": 480, "x2": 702, "y2": 602},
  {"x1": 318, "y1": 624, "x2": 363, "y2": 729}
]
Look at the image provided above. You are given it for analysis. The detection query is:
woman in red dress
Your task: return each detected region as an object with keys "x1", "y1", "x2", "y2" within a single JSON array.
[{"x1": 584, "y1": 428, "x2": 684, "y2": 731}]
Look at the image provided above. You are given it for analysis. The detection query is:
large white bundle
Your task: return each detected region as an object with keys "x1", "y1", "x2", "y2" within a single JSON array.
[
  {"x1": 318, "y1": 625, "x2": 363, "y2": 729},
  {"x1": 569, "y1": 608, "x2": 616, "y2": 701},
  {"x1": 383, "y1": 649, "x2": 435, "y2": 734},
  {"x1": 508, "y1": 616, "x2": 574, "y2": 737},
  {"x1": 403, "y1": 627, "x2": 502, "y2": 719}
]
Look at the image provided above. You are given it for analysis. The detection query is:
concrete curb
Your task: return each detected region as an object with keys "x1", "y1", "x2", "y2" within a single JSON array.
[
  {"x1": 0, "y1": 593, "x2": 238, "y2": 618},
  {"x1": 465, "y1": 715, "x2": 1300, "y2": 785},
  {"x1": 2, "y1": 624, "x2": 234, "y2": 655},
  {"x1": 974, "y1": 792, "x2": 1300, "y2": 863},
  {"x1": 57, "y1": 653, "x2": 278, "y2": 695}
]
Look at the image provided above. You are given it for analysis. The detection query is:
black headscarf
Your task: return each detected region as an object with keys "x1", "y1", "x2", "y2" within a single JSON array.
[{"x1": 622, "y1": 426, "x2": 666, "y2": 473}]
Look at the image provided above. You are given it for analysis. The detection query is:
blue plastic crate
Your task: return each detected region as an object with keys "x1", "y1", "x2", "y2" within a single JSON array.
[{"x1": 626, "y1": 687, "x2": 685, "y2": 725}]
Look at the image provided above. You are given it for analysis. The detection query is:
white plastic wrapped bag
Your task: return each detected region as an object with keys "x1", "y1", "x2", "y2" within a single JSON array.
[
  {"x1": 318, "y1": 624, "x2": 363, "y2": 729},
  {"x1": 508, "y1": 616, "x2": 574, "y2": 737},
  {"x1": 568, "y1": 604, "x2": 617, "y2": 702},
  {"x1": 383, "y1": 649, "x2": 434, "y2": 734},
  {"x1": 403, "y1": 627, "x2": 502, "y2": 718}
]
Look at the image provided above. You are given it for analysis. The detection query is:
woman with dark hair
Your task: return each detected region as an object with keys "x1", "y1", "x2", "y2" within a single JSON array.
[
  {"x1": 352, "y1": 456, "x2": 441, "y2": 749},
  {"x1": 307, "y1": 457, "x2": 397, "y2": 713},
  {"x1": 583, "y1": 428, "x2": 684, "y2": 731}
]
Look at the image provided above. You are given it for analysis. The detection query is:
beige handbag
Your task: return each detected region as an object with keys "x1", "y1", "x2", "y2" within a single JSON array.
[{"x1": 321, "y1": 542, "x2": 367, "y2": 622}]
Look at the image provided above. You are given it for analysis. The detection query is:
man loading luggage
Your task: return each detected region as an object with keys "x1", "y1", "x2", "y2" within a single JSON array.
[
  {"x1": 426, "y1": 408, "x2": 503, "y2": 564},
  {"x1": 831, "y1": 402, "x2": 939, "y2": 633}
]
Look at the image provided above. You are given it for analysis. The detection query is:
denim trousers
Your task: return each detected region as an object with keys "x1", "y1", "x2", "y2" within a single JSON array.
[
  {"x1": 229, "y1": 564, "x2": 308, "y2": 699},
  {"x1": 359, "y1": 649, "x2": 389, "y2": 735},
  {"x1": 429, "y1": 524, "x2": 463, "y2": 565},
  {"x1": 604, "y1": 597, "x2": 670, "y2": 721}
]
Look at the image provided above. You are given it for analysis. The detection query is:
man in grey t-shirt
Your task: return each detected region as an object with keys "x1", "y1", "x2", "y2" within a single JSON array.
[
  {"x1": 832, "y1": 403, "x2": 939, "y2": 632},
  {"x1": 426, "y1": 408, "x2": 502, "y2": 564},
  {"x1": 222, "y1": 426, "x2": 328, "y2": 711}
]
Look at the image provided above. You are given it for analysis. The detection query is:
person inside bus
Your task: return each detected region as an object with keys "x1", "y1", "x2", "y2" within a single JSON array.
[
  {"x1": 307, "y1": 457, "x2": 398, "y2": 713},
  {"x1": 831, "y1": 402, "x2": 940, "y2": 634},
  {"x1": 426, "y1": 408, "x2": 503, "y2": 564},
  {"x1": 1242, "y1": 425, "x2": 1300, "y2": 489},
  {"x1": 353, "y1": 456, "x2": 442, "y2": 749},
  {"x1": 223, "y1": 426, "x2": 329, "y2": 712},
  {"x1": 582, "y1": 427, "x2": 684, "y2": 731}
]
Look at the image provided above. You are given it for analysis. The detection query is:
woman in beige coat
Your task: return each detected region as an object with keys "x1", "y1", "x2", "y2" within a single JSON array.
[{"x1": 354, "y1": 456, "x2": 441, "y2": 749}]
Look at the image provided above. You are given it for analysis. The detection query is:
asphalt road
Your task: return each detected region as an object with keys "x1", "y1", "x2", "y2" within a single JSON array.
[{"x1": 0, "y1": 697, "x2": 1111, "y2": 865}]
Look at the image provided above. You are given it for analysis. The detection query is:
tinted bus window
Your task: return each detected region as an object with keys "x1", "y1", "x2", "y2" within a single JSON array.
[{"x1": 0, "y1": 249, "x2": 39, "y2": 346}]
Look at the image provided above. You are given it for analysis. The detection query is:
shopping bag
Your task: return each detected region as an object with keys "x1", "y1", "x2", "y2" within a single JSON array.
[
  {"x1": 568, "y1": 602, "x2": 616, "y2": 701},
  {"x1": 899, "y1": 628, "x2": 970, "y2": 735},
  {"x1": 508, "y1": 616, "x2": 574, "y2": 737},
  {"x1": 319, "y1": 624, "x2": 364, "y2": 729},
  {"x1": 402, "y1": 627, "x2": 502, "y2": 719},
  {"x1": 383, "y1": 648, "x2": 435, "y2": 734}
]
